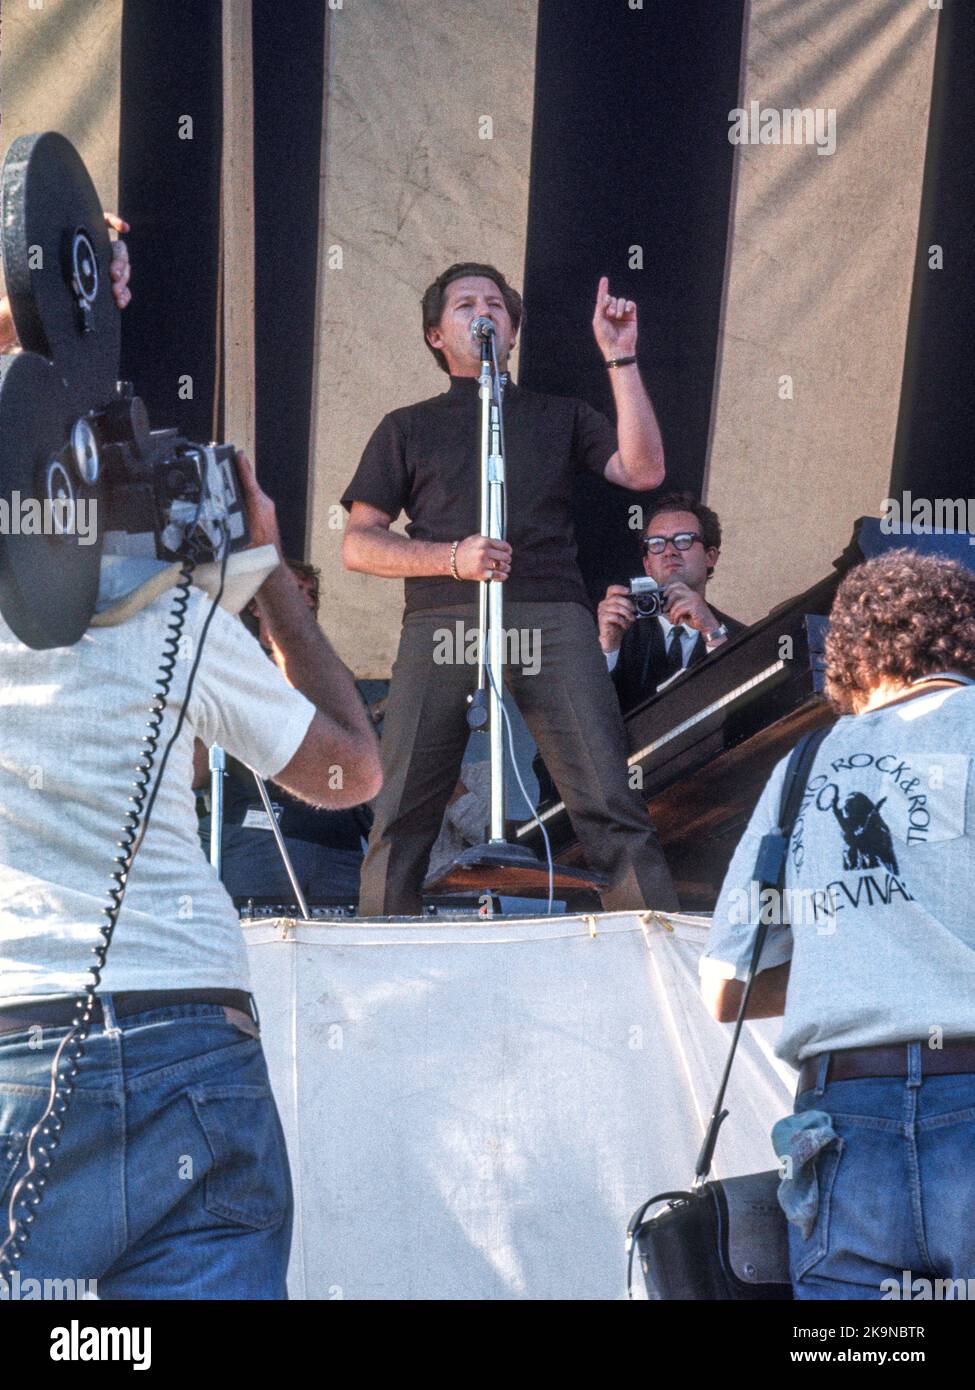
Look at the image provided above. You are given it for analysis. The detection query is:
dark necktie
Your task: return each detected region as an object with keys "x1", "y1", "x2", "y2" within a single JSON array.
[{"x1": 664, "y1": 626, "x2": 685, "y2": 678}]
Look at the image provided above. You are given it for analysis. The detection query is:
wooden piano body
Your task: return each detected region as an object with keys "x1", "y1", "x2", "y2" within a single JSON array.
[
  {"x1": 510, "y1": 528, "x2": 883, "y2": 910},
  {"x1": 514, "y1": 581, "x2": 837, "y2": 909}
]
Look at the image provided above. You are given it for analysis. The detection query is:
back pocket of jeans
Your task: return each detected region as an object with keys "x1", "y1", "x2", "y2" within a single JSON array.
[
  {"x1": 188, "y1": 1084, "x2": 290, "y2": 1230},
  {"x1": 790, "y1": 1139, "x2": 845, "y2": 1280}
]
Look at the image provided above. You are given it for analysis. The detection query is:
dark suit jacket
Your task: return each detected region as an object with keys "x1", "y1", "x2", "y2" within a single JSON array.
[
  {"x1": 532, "y1": 605, "x2": 747, "y2": 806},
  {"x1": 611, "y1": 606, "x2": 746, "y2": 714}
]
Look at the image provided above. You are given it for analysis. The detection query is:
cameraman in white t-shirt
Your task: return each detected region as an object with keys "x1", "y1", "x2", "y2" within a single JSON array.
[
  {"x1": 702, "y1": 549, "x2": 975, "y2": 1300},
  {"x1": 0, "y1": 427, "x2": 381, "y2": 1298}
]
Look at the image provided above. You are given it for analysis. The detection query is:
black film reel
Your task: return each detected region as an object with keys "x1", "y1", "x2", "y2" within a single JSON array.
[
  {"x1": 1, "y1": 131, "x2": 120, "y2": 410},
  {"x1": 0, "y1": 132, "x2": 115, "y2": 648},
  {"x1": 0, "y1": 352, "x2": 103, "y2": 648}
]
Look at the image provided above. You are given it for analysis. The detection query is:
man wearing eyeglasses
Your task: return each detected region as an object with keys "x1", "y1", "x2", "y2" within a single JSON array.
[{"x1": 599, "y1": 492, "x2": 745, "y2": 712}]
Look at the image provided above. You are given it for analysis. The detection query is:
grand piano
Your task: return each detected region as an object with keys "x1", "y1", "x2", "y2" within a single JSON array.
[{"x1": 509, "y1": 519, "x2": 974, "y2": 910}]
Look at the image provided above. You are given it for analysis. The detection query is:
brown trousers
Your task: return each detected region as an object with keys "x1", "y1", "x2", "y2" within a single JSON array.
[{"x1": 357, "y1": 602, "x2": 679, "y2": 916}]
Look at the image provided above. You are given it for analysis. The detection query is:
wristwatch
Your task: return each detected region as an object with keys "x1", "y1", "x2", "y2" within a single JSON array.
[{"x1": 703, "y1": 622, "x2": 729, "y2": 646}]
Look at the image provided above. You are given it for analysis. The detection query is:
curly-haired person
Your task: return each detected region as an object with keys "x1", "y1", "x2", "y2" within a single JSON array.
[{"x1": 700, "y1": 549, "x2": 975, "y2": 1300}]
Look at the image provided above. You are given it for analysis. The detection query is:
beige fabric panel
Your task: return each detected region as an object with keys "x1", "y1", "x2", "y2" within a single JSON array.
[
  {"x1": 307, "y1": 1, "x2": 539, "y2": 678},
  {"x1": 704, "y1": 0, "x2": 939, "y2": 625},
  {"x1": 221, "y1": 0, "x2": 256, "y2": 460},
  {"x1": 0, "y1": 0, "x2": 122, "y2": 287}
]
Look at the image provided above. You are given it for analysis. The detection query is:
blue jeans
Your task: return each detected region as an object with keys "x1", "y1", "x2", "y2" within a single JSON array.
[
  {"x1": 0, "y1": 1000, "x2": 292, "y2": 1299},
  {"x1": 790, "y1": 1049, "x2": 975, "y2": 1299}
]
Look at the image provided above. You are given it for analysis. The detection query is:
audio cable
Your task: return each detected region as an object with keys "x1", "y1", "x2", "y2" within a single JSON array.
[
  {"x1": 0, "y1": 530, "x2": 229, "y2": 1274},
  {"x1": 485, "y1": 662, "x2": 555, "y2": 915}
]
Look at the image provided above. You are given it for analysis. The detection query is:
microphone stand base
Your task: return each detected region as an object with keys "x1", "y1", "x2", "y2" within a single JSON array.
[
  {"x1": 422, "y1": 841, "x2": 608, "y2": 898},
  {"x1": 454, "y1": 841, "x2": 543, "y2": 872}
]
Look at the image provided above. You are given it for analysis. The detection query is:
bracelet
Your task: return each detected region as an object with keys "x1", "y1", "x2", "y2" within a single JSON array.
[
  {"x1": 449, "y1": 539, "x2": 461, "y2": 580},
  {"x1": 606, "y1": 355, "x2": 637, "y2": 370}
]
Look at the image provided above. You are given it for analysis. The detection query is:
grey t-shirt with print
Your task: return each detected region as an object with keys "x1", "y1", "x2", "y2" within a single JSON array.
[{"x1": 701, "y1": 685, "x2": 975, "y2": 1068}]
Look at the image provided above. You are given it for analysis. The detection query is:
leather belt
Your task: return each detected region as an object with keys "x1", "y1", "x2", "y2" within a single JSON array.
[
  {"x1": 0, "y1": 988, "x2": 256, "y2": 1037},
  {"x1": 798, "y1": 1038, "x2": 975, "y2": 1095}
]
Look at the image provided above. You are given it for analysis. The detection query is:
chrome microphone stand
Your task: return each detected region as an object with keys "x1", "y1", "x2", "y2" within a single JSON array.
[
  {"x1": 470, "y1": 325, "x2": 506, "y2": 840},
  {"x1": 207, "y1": 742, "x2": 312, "y2": 921},
  {"x1": 249, "y1": 766, "x2": 312, "y2": 921},
  {"x1": 457, "y1": 321, "x2": 542, "y2": 875},
  {"x1": 208, "y1": 745, "x2": 226, "y2": 875},
  {"x1": 421, "y1": 321, "x2": 605, "y2": 909}
]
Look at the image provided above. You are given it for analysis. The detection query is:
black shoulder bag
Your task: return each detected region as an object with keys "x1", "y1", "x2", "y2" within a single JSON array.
[{"x1": 626, "y1": 725, "x2": 831, "y2": 1300}]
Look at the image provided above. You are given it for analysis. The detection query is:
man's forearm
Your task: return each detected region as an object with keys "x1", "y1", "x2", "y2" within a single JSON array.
[
  {"x1": 255, "y1": 563, "x2": 374, "y2": 742},
  {"x1": 344, "y1": 524, "x2": 454, "y2": 579},
  {"x1": 709, "y1": 961, "x2": 791, "y2": 1022},
  {"x1": 608, "y1": 363, "x2": 665, "y2": 488}
]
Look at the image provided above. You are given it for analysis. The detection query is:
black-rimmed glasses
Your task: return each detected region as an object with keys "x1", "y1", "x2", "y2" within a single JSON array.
[{"x1": 641, "y1": 531, "x2": 704, "y2": 555}]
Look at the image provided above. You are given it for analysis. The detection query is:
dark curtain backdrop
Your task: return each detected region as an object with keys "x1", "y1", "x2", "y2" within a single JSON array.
[
  {"x1": 119, "y1": 0, "x2": 325, "y2": 556},
  {"x1": 118, "y1": 0, "x2": 222, "y2": 444},
  {"x1": 519, "y1": 0, "x2": 746, "y2": 603},
  {"x1": 252, "y1": 0, "x2": 326, "y2": 558},
  {"x1": 890, "y1": 0, "x2": 975, "y2": 505}
]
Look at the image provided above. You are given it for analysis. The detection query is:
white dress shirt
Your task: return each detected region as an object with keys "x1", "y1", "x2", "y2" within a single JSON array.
[{"x1": 605, "y1": 614, "x2": 698, "y2": 675}]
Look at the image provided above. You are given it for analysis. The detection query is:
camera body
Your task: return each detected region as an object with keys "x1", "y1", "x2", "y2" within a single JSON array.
[
  {"x1": 0, "y1": 131, "x2": 250, "y2": 649},
  {"x1": 97, "y1": 386, "x2": 247, "y2": 562},
  {"x1": 627, "y1": 576, "x2": 670, "y2": 619}
]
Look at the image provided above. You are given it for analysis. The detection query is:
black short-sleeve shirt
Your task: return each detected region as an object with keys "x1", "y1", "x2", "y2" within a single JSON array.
[{"x1": 340, "y1": 375, "x2": 618, "y2": 613}]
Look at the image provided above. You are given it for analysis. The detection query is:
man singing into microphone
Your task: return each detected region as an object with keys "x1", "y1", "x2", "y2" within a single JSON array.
[{"x1": 341, "y1": 262, "x2": 679, "y2": 915}]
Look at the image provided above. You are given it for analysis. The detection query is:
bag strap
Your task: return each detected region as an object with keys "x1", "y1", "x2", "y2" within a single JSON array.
[{"x1": 692, "y1": 723, "x2": 832, "y2": 1184}]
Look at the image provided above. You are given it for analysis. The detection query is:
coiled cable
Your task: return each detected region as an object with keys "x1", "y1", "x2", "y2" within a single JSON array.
[{"x1": 0, "y1": 530, "x2": 229, "y2": 1274}]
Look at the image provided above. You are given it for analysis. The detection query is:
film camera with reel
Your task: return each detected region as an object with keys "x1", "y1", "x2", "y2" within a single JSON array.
[{"x1": 0, "y1": 130, "x2": 250, "y2": 650}]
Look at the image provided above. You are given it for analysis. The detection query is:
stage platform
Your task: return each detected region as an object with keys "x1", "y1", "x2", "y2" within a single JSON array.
[{"x1": 244, "y1": 909, "x2": 794, "y2": 1300}]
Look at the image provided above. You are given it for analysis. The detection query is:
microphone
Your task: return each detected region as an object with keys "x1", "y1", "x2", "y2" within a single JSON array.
[{"x1": 470, "y1": 316, "x2": 496, "y2": 341}]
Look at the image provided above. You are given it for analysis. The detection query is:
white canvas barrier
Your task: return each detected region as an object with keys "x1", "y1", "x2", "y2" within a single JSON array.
[{"x1": 244, "y1": 911, "x2": 795, "y2": 1300}]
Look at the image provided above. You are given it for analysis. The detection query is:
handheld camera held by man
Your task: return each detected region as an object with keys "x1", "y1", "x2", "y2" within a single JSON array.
[
  {"x1": 600, "y1": 493, "x2": 745, "y2": 710},
  {"x1": 0, "y1": 132, "x2": 250, "y2": 651}
]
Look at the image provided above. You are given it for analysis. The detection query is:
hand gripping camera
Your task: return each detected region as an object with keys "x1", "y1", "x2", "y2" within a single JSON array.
[
  {"x1": 0, "y1": 132, "x2": 249, "y2": 649},
  {"x1": 627, "y1": 576, "x2": 669, "y2": 618}
]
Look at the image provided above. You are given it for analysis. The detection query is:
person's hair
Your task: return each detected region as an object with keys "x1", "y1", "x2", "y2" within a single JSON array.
[
  {"x1": 824, "y1": 550, "x2": 975, "y2": 713},
  {"x1": 644, "y1": 492, "x2": 722, "y2": 576},
  {"x1": 286, "y1": 557, "x2": 321, "y2": 616},
  {"x1": 421, "y1": 263, "x2": 524, "y2": 373}
]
